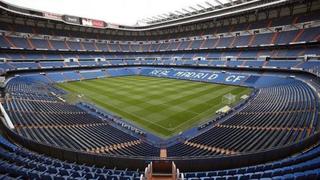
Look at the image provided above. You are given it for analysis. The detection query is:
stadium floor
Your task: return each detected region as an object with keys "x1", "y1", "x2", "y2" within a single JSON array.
[{"x1": 57, "y1": 76, "x2": 252, "y2": 138}]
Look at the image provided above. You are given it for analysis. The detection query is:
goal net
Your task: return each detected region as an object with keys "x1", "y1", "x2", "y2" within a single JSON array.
[{"x1": 222, "y1": 93, "x2": 236, "y2": 105}]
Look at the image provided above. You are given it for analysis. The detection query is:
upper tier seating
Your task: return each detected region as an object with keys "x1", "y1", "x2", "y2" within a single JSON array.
[
  {"x1": 0, "y1": 26, "x2": 319, "y2": 52},
  {"x1": 1, "y1": 10, "x2": 319, "y2": 41},
  {"x1": 1, "y1": 55, "x2": 319, "y2": 76}
]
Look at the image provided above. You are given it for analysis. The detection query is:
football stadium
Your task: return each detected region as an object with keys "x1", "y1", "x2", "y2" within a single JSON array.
[{"x1": 0, "y1": 0, "x2": 319, "y2": 179}]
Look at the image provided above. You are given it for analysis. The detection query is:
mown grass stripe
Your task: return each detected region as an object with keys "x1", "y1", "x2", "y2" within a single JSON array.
[{"x1": 57, "y1": 76, "x2": 252, "y2": 138}]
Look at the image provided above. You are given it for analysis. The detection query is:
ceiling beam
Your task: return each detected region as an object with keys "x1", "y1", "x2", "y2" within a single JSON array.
[
  {"x1": 189, "y1": 6, "x2": 199, "y2": 11},
  {"x1": 151, "y1": 16, "x2": 160, "y2": 20},
  {"x1": 175, "y1": 10, "x2": 184, "y2": 15},
  {"x1": 214, "y1": 0, "x2": 224, "y2": 6},
  {"x1": 146, "y1": 18, "x2": 155, "y2": 22},
  {"x1": 182, "y1": 8, "x2": 191, "y2": 13},
  {"x1": 205, "y1": 1, "x2": 215, "y2": 7},
  {"x1": 168, "y1": 12, "x2": 178, "y2": 16},
  {"x1": 157, "y1": 15, "x2": 166, "y2": 19},
  {"x1": 162, "y1": 13, "x2": 171, "y2": 18},
  {"x1": 197, "y1": 4, "x2": 206, "y2": 9},
  {"x1": 140, "y1": 18, "x2": 148, "y2": 22}
]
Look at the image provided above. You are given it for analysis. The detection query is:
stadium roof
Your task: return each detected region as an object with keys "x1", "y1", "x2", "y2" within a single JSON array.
[{"x1": 2, "y1": 0, "x2": 232, "y2": 26}]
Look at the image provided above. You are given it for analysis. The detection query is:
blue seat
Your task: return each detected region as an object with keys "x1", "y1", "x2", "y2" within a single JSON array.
[
  {"x1": 226, "y1": 170, "x2": 236, "y2": 176},
  {"x1": 70, "y1": 171, "x2": 82, "y2": 178},
  {"x1": 96, "y1": 174, "x2": 107, "y2": 180},
  {"x1": 271, "y1": 176, "x2": 282, "y2": 180},
  {"x1": 226, "y1": 175, "x2": 237, "y2": 180},
  {"x1": 262, "y1": 171, "x2": 273, "y2": 178},
  {"x1": 197, "y1": 172, "x2": 207, "y2": 178},
  {"x1": 207, "y1": 172, "x2": 218, "y2": 177},
  {"x1": 236, "y1": 168, "x2": 246, "y2": 174},
  {"x1": 239, "y1": 174, "x2": 250, "y2": 180},
  {"x1": 119, "y1": 175, "x2": 133, "y2": 180},
  {"x1": 53, "y1": 175, "x2": 67, "y2": 180},
  {"x1": 282, "y1": 174, "x2": 294, "y2": 180},
  {"x1": 58, "y1": 169, "x2": 69, "y2": 176},
  {"x1": 35, "y1": 165, "x2": 47, "y2": 172},
  {"x1": 217, "y1": 171, "x2": 227, "y2": 176},
  {"x1": 28, "y1": 171, "x2": 40, "y2": 179},
  {"x1": 106, "y1": 175, "x2": 119, "y2": 180},
  {"x1": 215, "y1": 177, "x2": 227, "y2": 180},
  {"x1": 250, "y1": 172, "x2": 263, "y2": 179},
  {"x1": 40, "y1": 173, "x2": 54, "y2": 180},
  {"x1": 47, "y1": 167, "x2": 58, "y2": 174},
  {"x1": 201, "y1": 177, "x2": 215, "y2": 180},
  {"x1": 84, "y1": 172, "x2": 95, "y2": 179},
  {"x1": 186, "y1": 173, "x2": 196, "y2": 178},
  {"x1": 304, "y1": 169, "x2": 318, "y2": 179}
]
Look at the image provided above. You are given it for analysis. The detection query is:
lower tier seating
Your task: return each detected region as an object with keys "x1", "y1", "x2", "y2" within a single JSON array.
[
  {"x1": 0, "y1": 135, "x2": 142, "y2": 180},
  {"x1": 182, "y1": 145, "x2": 320, "y2": 180},
  {"x1": 4, "y1": 77, "x2": 160, "y2": 158},
  {"x1": 168, "y1": 81, "x2": 319, "y2": 157}
]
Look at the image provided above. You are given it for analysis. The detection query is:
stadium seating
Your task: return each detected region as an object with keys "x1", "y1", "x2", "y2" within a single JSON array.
[
  {"x1": 0, "y1": 27, "x2": 319, "y2": 54},
  {"x1": 168, "y1": 81, "x2": 318, "y2": 157},
  {"x1": 0, "y1": 135, "x2": 142, "y2": 179},
  {"x1": 182, "y1": 145, "x2": 320, "y2": 179},
  {"x1": 4, "y1": 76, "x2": 160, "y2": 157},
  {"x1": 0, "y1": 1, "x2": 320, "y2": 178},
  {"x1": 1, "y1": 67, "x2": 320, "y2": 178}
]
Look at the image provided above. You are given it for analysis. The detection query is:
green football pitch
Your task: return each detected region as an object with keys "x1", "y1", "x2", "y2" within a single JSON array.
[{"x1": 57, "y1": 76, "x2": 252, "y2": 138}]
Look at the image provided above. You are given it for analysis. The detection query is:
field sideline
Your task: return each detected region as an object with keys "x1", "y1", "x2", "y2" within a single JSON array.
[{"x1": 57, "y1": 76, "x2": 252, "y2": 138}]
